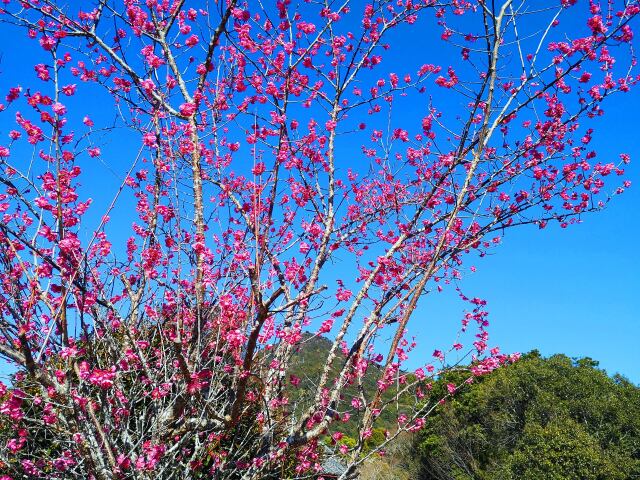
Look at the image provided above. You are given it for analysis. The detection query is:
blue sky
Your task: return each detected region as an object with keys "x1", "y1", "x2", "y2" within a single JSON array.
[
  {"x1": 330, "y1": 5, "x2": 640, "y2": 382},
  {"x1": 403, "y1": 75, "x2": 640, "y2": 383},
  {"x1": 0, "y1": 2, "x2": 638, "y2": 384}
]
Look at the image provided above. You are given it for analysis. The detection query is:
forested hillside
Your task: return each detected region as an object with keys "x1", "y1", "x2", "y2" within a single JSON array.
[
  {"x1": 415, "y1": 352, "x2": 640, "y2": 479},
  {"x1": 287, "y1": 334, "x2": 414, "y2": 439},
  {"x1": 291, "y1": 337, "x2": 640, "y2": 479}
]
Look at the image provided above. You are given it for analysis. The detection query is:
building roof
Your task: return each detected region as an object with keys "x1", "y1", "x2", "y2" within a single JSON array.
[{"x1": 321, "y1": 453, "x2": 348, "y2": 476}]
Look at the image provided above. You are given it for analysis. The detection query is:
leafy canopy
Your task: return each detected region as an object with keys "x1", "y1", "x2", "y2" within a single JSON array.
[{"x1": 416, "y1": 352, "x2": 640, "y2": 480}]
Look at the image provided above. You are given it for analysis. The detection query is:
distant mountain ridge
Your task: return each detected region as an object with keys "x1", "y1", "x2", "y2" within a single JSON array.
[{"x1": 287, "y1": 333, "x2": 410, "y2": 439}]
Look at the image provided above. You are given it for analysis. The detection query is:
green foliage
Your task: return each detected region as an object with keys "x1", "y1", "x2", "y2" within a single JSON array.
[
  {"x1": 416, "y1": 352, "x2": 640, "y2": 480},
  {"x1": 363, "y1": 428, "x2": 387, "y2": 454},
  {"x1": 287, "y1": 334, "x2": 413, "y2": 439},
  {"x1": 359, "y1": 432, "x2": 422, "y2": 480},
  {"x1": 505, "y1": 418, "x2": 621, "y2": 480}
]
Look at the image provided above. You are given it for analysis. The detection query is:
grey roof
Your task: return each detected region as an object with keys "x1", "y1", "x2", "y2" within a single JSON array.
[{"x1": 321, "y1": 455, "x2": 348, "y2": 476}]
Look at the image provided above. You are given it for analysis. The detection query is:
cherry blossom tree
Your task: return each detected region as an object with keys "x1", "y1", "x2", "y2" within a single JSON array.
[{"x1": 0, "y1": 0, "x2": 637, "y2": 478}]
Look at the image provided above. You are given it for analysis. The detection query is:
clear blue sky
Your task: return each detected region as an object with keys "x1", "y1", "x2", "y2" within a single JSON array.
[
  {"x1": 0, "y1": 3, "x2": 638, "y2": 384},
  {"x1": 388, "y1": 8, "x2": 640, "y2": 383}
]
